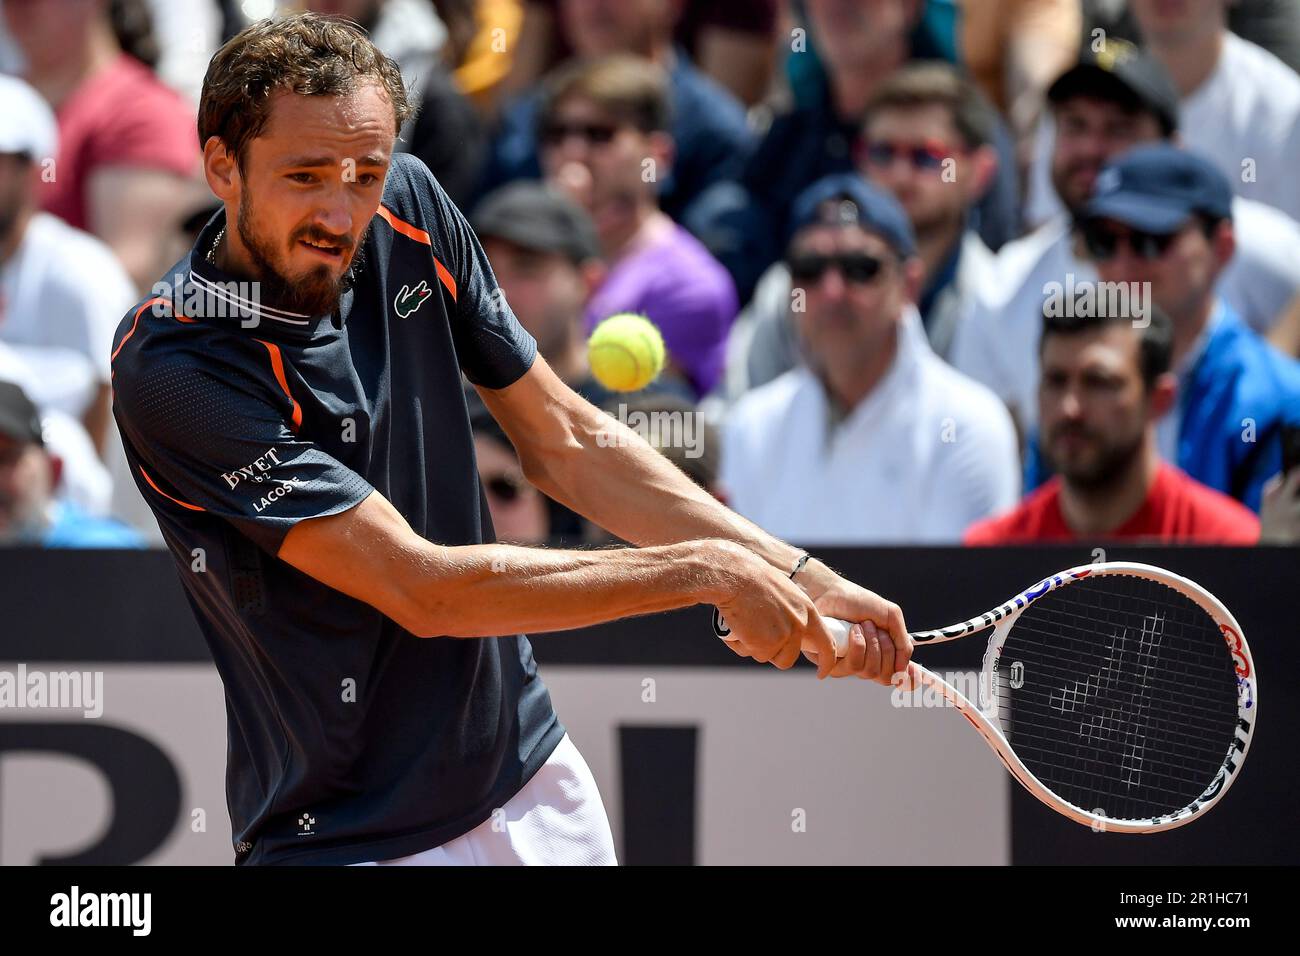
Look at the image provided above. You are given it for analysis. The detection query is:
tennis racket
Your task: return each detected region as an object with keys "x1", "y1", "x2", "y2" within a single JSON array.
[{"x1": 711, "y1": 561, "x2": 1256, "y2": 833}]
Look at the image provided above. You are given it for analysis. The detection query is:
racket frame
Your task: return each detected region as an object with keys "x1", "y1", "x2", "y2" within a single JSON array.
[{"x1": 712, "y1": 561, "x2": 1257, "y2": 833}]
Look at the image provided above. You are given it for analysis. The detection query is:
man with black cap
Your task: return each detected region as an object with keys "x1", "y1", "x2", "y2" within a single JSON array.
[
  {"x1": 473, "y1": 180, "x2": 692, "y2": 406},
  {"x1": 1079, "y1": 144, "x2": 1300, "y2": 512},
  {"x1": 472, "y1": 181, "x2": 693, "y2": 546},
  {"x1": 473, "y1": 181, "x2": 611, "y2": 405},
  {"x1": 0, "y1": 379, "x2": 141, "y2": 547},
  {"x1": 721, "y1": 173, "x2": 1018, "y2": 544},
  {"x1": 952, "y1": 40, "x2": 1300, "y2": 436}
]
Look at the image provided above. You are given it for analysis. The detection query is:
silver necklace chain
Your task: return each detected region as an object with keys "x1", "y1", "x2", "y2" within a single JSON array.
[{"x1": 207, "y1": 225, "x2": 225, "y2": 266}]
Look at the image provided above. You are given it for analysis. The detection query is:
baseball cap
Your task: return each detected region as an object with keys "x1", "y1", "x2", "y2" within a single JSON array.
[
  {"x1": 0, "y1": 74, "x2": 58, "y2": 160},
  {"x1": 472, "y1": 181, "x2": 600, "y2": 263},
  {"x1": 1082, "y1": 144, "x2": 1234, "y2": 233},
  {"x1": 787, "y1": 173, "x2": 917, "y2": 259},
  {"x1": 0, "y1": 380, "x2": 44, "y2": 447},
  {"x1": 1047, "y1": 39, "x2": 1179, "y2": 136}
]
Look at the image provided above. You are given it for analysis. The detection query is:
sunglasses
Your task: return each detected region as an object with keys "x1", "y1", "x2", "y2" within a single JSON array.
[
  {"x1": 859, "y1": 139, "x2": 952, "y2": 171},
  {"x1": 1079, "y1": 221, "x2": 1188, "y2": 261},
  {"x1": 788, "y1": 251, "x2": 887, "y2": 285},
  {"x1": 484, "y1": 472, "x2": 528, "y2": 504},
  {"x1": 540, "y1": 121, "x2": 620, "y2": 147}
]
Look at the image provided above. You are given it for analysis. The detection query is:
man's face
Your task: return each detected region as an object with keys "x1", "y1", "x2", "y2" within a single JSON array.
[
  {"x1": 540, "y1": 96, "x2": 665, "y2": 231},
  {"x1": 482, "y1": 238, "x2": 587, "y2": 359},
  {"x1": 1039, "y1": 324, "x2": 1150, "y2": 487},
  {"x1": 859, "y1": 104, "x2": 976, "y2": 235},
  {"x1": 222, "y1": 85, "x2": 393, "y2": 316},
  {"x1": 805, "y1": 0, "x2": 915, "y2": 74},
  {"x1": 0, "y1": 434, "x2": 52, "y2": 542},
  {"x1": 1089, "y1": 217, "x2": 1227, "y2": 320},
  {"x1": 0, "y1": 154, "x2": 33, "y2": 246},
  {"x1": 559, "y1": 0, "x2": 670, "y2": 57},
  {"x1": 1051, "y1": 97, "x2": 1164, "y2": 213},
  {"x1": 788, "y1": 224, "x2": 907, "y2": 372},
  {"x1": 474, "y1": 434, "x2": 549, "y2": 545},
  {"x1": 1130, "y1": 0, "x2": 1227, "y2": 45},
  {"x1": 2, "y1": 0, "x2": 91, "y2": 62}
]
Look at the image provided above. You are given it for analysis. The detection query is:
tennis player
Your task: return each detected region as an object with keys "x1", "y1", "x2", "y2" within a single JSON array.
[{"x1": 110, "y1": 13, "x2": 910, "y2": 866}]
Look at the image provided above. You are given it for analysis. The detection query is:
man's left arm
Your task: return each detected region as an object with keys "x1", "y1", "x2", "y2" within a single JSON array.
[{"x1": 476, "y1": 356, "x2": 911, "y2": 680}]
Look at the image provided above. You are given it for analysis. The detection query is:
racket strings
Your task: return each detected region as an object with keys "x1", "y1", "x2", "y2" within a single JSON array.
[{"x1": 992, "y1": 575, "x2": 1239, "y2": 822}]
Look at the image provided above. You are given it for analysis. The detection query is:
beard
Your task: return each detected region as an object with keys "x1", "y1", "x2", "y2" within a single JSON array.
[
  {"x1": 1045, "y1": 421, "x2": 1145, "y2": 490},
  {"x1": 234, "y1": 191, "x2": 368, "y2": 317},
  {"x1": 1050, "y1": 159, "x2": 1101, "y2": 215}
]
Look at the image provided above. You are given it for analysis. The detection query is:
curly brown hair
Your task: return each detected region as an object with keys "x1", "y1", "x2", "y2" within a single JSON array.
[{"x1": 198, "y1": 12, "x2": 414, "y2": 172}]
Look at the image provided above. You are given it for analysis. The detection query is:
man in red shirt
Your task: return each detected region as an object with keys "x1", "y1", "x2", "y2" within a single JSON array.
[
  {"x1": 965, "y1": 303, "x2": 1260, "y2": 545},
  {"x1": 4, "y1": 0, "x2": 201, "y2": 290}
]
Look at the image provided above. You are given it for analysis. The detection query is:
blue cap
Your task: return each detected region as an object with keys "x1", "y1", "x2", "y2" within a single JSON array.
[
  {"x1": 787, "y1": 173, "x2": 917, "y2": 258},
  {"x1": 1082, "y1": 145, "x2": 1233, "y2": 233}
]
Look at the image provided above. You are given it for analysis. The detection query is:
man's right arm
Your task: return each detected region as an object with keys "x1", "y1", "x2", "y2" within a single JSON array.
[
  {"x1": 110, "y1": 346, "x2": 843, "y2": 674},
  {"x1": 277, "y1": 489, "x2": 840, "y2": 674}
]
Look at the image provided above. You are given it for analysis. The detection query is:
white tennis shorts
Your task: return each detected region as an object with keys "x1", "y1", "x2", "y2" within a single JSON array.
[{"x1": 351, "y1": 733, "x2": 618, "y2": 866}]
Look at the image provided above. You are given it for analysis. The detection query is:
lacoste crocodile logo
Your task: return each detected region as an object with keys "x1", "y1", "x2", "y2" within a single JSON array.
[{"x1": 394, "y1": 280, "x2": 432, "y2": 318}]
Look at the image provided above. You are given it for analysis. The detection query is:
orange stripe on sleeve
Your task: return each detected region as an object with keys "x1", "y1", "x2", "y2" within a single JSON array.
[
  {"x1": 254, "y1": 339, "x2": 303, "y2": 432},
  {"x1": 111, "y1": 296, "x2": 171, "y2": 365},
  {"x1": 377, "y1": 203, "x2": 458, "y2": 303},
  {"x1": 433, "y1": 258, "x2": 457, "y2": 303},
  {"x1": 139, "y1": 466, "x2": 206, "y2": 512},
  {"x1": 377, "y1": 203, "x2": 431, "y2": 245}
]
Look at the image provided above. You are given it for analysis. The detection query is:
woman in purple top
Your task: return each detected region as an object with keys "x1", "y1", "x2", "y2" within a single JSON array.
[{"x1": 538, "y1": 55, "x2": 739, "y2": 399}]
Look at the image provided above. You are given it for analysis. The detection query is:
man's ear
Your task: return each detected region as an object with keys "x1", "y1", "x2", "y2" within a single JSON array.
[
  {"x1": 579, "y1": 258, "x2": 607, "y2": 297},
  {"x1": 646, "y1": 131, "x2": 675, "y2": 186},
  {"x1": 900, "y1": 255, "x2": 925, "y2": 303},
  {"x1": 47, "y1": 451, "x2": 63, "y2": 494},
  {"x1": 203, "y1": 137, "x2": 240, "y2": 201},
  {"x1": 966, "y1": 144, "x2": 998, "y2": 201},
  {"x1": 1212, "y1": 219, "x2": 1236, "y2": 272},
  {"x1": 1148, "y1": 371, "x2": 1178, "y2": 421}
]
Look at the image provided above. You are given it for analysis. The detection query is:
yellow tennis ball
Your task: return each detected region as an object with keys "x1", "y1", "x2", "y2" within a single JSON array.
[{"x1": 587, "y1": 313, "x2": 666, "y2": 392}]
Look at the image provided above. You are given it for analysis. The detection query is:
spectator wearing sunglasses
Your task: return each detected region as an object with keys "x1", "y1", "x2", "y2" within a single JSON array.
[
  {"x1": 966, "y1": 304, "x2": 1259, "y2": 545},
  {"x1": 471, "y1": 180, "x2": 692, "y2": 544},
  {"x1": 477, "y1": 0, "x2": 752, "y2": 223},
  {"x1": 538, "y1": 55, "x2": 738, "y2": 400},
  {"x1": 472, "y1": 181, "x2": 613, "y2": 406},
  {"x1": 720, "y1": 174, "x2": 1018, "y2": 544},
  {"x1": 468, "y1": 393, "x2": 551, "y2": 546},
  {"x1": 1026, "y1": 145, "x2": 1300, "y2": 513},
  {"x1": 683, "y1": 0, "x2": 1023, "y2": 306},
  {"x1": 729, "y1": 63, "x2": 1001, "y2": 398},
  {"x1": 953, "y1": 43, "x2": 1300, "y2": 441}
]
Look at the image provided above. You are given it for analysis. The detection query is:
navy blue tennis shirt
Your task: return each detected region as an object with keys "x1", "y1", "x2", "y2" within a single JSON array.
[{"x1": 110, "y1": 153, "x2": 565, "y2": 865}]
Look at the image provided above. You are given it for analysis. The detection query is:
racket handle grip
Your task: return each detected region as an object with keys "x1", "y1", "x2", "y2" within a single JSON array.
[
  {"x1": 818, "y1": 616, "x2": 855, "y2": 657},
  {"x1": 712, "y1": 608, "x2": 856, "y2": 657}
]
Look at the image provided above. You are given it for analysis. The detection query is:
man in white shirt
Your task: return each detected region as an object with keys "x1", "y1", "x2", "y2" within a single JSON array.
[
  {"x1": 952, "y1": 43, "x2": 1300, "y2": 435},
  {"x1": 725, "y1": 62, "x2": 1001, "y2": 400},
  {"x1": 1133, "y1": 0, "x2": 1300, "y2": 223},
  {"x1": 0, "y1": 75, "x2": 137, "y2": 455},
  {"x1": 721, "y1": 174, "x2": 1019, "y2": 545}
]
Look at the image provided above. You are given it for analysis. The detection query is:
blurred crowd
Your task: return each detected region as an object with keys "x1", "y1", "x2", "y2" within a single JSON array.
[{"x1": 1, "y1": 0, "x2": 1299, "y2": 550}]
